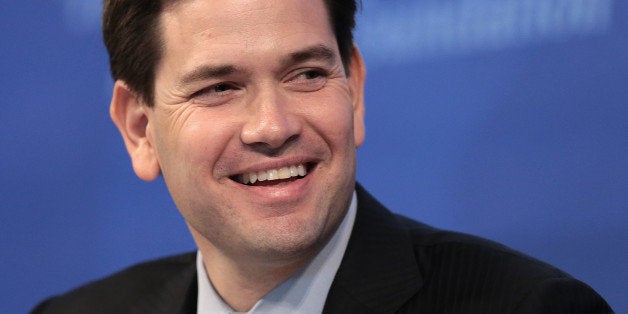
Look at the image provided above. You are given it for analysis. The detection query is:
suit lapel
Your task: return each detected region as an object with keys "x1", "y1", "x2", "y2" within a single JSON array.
[
  {"x1": 324, "y1": 184, "x2": 424, "y2": 313},
  {"x1": 130, "y1": 253, "x2": 198, "y2": 314}
]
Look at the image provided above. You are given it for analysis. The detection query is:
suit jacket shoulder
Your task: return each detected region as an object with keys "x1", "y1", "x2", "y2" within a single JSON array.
[
  {"x1": 32, "y1": 252, "x2": 197, "y2": 314},
  {"x1": 323, "y1": 184, "x2": 613, "y2": 313},
  {"x1": 32, "y1": 184, "x2": 612, "y2": 314}
]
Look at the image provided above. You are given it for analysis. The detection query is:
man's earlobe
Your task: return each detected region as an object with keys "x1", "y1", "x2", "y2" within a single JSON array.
[
  {"x1": 349, "y1": 45, "x2": 366, "y2": 148},
  {"x1": 109, "y1": 81, "x2": 161, "y2": 181}
]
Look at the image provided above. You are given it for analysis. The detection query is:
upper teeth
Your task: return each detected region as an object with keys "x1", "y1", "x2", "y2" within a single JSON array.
[{"x1": 240, "y1": 164, "x2": 307, "y2": 185}]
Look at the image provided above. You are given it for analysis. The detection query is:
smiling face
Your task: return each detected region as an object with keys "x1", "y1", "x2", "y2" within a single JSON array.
[{"x1": 112, "y1": 0, "x2": 365, "y2": 264}]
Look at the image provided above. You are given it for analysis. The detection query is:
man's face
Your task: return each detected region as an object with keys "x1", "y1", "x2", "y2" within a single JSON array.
[{"x1": 137, "y1": 0, "x2": 365, "y2": 262}]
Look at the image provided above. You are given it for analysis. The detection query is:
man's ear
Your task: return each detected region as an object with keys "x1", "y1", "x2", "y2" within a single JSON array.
[
  {"x1": 348, "y1": 44, "x2": 366, "y2": 147},
  {"x1": 109, "y1": 81, "x2": 161, "y2": 181}
]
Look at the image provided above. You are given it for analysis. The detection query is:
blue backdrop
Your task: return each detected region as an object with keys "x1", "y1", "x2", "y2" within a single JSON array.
[{"x1": 1, "y1": 1, "x2": 626, "y2": 312}]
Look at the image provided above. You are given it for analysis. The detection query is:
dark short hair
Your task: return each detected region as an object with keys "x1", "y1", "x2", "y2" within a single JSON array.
[{"x1": 102, "y1": 0, "x2": 358, "y2": 106}]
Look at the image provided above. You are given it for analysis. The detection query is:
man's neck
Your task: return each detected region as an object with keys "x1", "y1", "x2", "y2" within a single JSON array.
[
  {"x1": 194, "y1": 192, "x2": 359, "y2": 313},
  {"x1": 198, "y1": 246, "x2": 314, "y2": 312}
]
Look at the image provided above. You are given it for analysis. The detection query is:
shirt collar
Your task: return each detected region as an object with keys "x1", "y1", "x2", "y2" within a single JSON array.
[{"x1": 197, "y1": 190, "x2": 358, "y2": 314}]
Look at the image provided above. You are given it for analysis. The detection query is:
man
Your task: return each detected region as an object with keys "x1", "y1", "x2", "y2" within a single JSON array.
[{"x1": 33, "y1": 0, "x2": 612, "y2": 313}]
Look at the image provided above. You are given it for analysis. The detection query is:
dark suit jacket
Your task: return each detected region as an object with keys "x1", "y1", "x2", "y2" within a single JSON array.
[{"x1": 33, "y1": 184, "x2": 612, "y2": 313}]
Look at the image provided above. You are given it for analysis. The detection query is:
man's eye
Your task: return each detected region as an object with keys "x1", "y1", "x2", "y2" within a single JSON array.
[
  {"x1": 196, "y1": 83, "x2": 233, "y2": 95},
  {"x1": 288, "y1": 69, "x2": 328, "y2": 92},
  {"x1": 299, "y1": 70, "x2": 326, "y2": 80},
  {"x1": 192, "y1": 83, "x2": 235, "y2": 97},
  {"x1": 190, "y1": 82, "x2": 238, "y2": 105},
  {"x1": 212, "y1": 83, "x2": 232, "y2": 93},
  {"x1": 302, "y1": 70, "x2": 323, "y2": 79}
]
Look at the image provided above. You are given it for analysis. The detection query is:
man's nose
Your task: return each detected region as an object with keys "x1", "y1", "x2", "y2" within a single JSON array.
[{"x1": 240, "y1": 87, "x2": 302, "y2": 151}]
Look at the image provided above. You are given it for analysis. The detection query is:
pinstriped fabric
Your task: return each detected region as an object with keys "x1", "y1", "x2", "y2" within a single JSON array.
[
  {"x1": 324, "y1": 194, "x2": 423, "y2": 313},
  {"x1": 513, "y1": 277, "x2": 615, "y2": 313},
  {"x1": 324, "y1": 184, "x2": 612, "y2": 313},
  {"x1": 32, "y1": 253, "x2": 198, "y2": 314},
  {"x1": 405, "y1": 241, "x2": 557, "y2": 313}
]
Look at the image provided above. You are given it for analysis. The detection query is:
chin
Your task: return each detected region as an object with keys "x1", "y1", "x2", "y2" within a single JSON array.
[{"x1": 247, "y1": 216, "x2": 331, "y2": 261}]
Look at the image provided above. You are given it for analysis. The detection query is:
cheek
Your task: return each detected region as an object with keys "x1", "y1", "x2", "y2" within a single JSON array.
[
  {"x1": 305, "y1": 93, "x2": 356, "y2": 147},
  {"x1": 155, "y1": 108, "x2": 237, "y2": 180},
  {"x1": 182, "y1": 116, "x2": 239, "y2": 174}
]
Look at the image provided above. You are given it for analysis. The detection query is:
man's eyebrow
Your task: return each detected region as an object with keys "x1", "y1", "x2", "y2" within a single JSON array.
[
  {"x1": 282, "y1": 44, "x2": 337, "y2": 67},
  {"x1": 178, "y1": 65, "x2": 240, "y2": 86},
  {"x1": 177, "y1": 45, "x2": 336, "y2": 86}
]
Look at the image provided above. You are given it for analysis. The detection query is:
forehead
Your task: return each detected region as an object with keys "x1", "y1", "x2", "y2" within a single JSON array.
[{"x1": 158, "y1": 0, "x2": 337, "y2": 69}]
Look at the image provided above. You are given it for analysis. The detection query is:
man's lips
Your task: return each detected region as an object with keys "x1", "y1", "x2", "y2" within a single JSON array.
[{"x1": 229, "y1": 162, "x2": 315, "y2": 186}]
